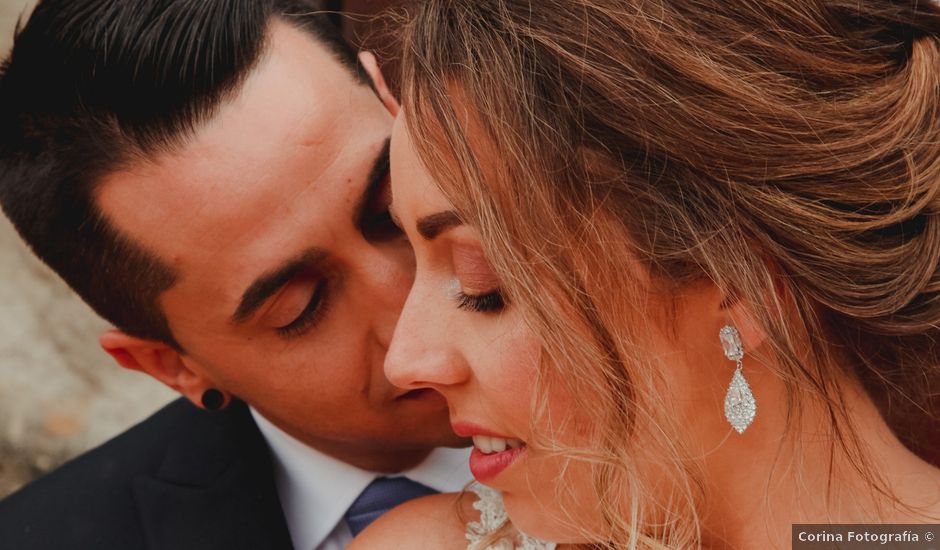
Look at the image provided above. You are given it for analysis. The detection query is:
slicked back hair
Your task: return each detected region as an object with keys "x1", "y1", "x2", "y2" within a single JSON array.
[{"x1": 0, "y1": 0, "x2": 362, "y2": 350}]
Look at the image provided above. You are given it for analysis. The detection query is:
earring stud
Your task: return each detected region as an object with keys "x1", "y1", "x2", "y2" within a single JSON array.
[
  {"x1": 719, "y1": 325, "x2": 756, "y2": 433},
  {"x1": 201, "y1": 388, "x2": 226, "y2": 411}
]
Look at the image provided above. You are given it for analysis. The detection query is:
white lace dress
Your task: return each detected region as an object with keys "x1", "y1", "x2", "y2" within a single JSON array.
[{"x1": 464, "y1": 483, "x2": 557, "y2": 550}]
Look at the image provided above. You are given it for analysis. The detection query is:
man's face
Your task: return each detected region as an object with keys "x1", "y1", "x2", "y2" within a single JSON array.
[{"x1": 97, "y1": 22, "x2": 464, "y2": 468}]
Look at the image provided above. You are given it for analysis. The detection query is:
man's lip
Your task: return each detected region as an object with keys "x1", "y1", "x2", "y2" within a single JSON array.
[{"x1": 451, "y1": 421, "x2": 516, "y2": 439}]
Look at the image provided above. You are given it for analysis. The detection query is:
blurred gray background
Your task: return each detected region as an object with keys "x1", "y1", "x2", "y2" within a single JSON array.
[{"x1": 0, "y1": 0, "x2": 174, "y2": 498}]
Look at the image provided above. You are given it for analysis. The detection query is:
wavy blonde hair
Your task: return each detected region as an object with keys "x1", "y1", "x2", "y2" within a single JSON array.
[{"x1": 397, "y1": 0, "x2": 940, "y2": 547}]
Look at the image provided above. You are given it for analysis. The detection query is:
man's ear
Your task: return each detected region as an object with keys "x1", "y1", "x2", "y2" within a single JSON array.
[
  {"x1": 99, "y1": 329, "x2": 223, "y2": 409},
  {"x1": 359, "y1": 50, "x2": 399, "y2": 116}
]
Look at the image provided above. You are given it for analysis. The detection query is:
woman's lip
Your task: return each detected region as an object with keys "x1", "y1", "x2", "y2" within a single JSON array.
[
  {"x1": 451, "y1": 421, "x2": 515, "y2": 439},
  {"x1": 469, "y1": 446, "x2": 526, "y2": 482}
]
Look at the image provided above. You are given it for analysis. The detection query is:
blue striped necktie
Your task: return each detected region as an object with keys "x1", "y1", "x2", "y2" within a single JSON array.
[{"x1": 344, "y1": 476, "x2": 438, "y2": 537}]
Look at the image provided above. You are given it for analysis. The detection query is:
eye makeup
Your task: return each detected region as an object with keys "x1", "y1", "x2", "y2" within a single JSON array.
[
  {"x1": 452, "y1": 243, "x2": 501, "y2": 291},
  {"x1": 451, "y1": 242, "x2": 506, "y2": 314},
  {"x1": 456, "y1": 290, "x2": 505, "y2": 313}
]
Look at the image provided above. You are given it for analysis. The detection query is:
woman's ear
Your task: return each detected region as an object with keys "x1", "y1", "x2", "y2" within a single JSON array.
[
  {"x1": 99, "y1": 329, "x2": 223, "y2": 409},
  {"x1": 727, "y1": 306, "x2": 767, "y2": 356},
  {"x1": 359, "y1": 50, "x2": 399, "y2": 116}
]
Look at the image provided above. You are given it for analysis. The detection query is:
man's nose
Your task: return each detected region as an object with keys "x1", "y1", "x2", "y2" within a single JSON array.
[{"x1": 384, "y1": 282, "x2": 469, "y2": 391}]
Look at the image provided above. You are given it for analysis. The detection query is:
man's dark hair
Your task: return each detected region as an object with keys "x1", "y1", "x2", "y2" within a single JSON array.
[{"x1": 0, "y1": 0, "x2": 362, "y2": 350}]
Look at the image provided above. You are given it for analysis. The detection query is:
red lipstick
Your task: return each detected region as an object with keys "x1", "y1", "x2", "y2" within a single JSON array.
[
  {"x1": 469, "y1": 446, "x2": 525, "y2": 482},
  {"x1": 452, "y1": 422, "x2": 526, "y2": 482}
]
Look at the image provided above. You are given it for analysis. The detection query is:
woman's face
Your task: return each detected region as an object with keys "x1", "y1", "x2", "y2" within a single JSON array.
[
  {"x1": 385, "y1": 110, "x2": 743, "y2": 542},
  {"x1": 385, "y1": 113, "x2": 608, "y2": 541}
]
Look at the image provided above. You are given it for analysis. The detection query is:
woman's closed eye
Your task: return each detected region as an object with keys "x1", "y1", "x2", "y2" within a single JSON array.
[
  {"x1": 456, "y1": 289, "x2": 505, "y2": 313},
  {"x1": 452, "y1": 242, "x2": 506, "y2": 314}
]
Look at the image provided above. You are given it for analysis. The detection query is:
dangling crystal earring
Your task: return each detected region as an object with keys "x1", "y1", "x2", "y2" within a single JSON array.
[{"x1": 719, "y1": 325, "x2": 756, "y2": 433}]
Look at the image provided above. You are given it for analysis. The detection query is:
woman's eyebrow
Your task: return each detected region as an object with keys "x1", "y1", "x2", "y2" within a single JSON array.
[{"x1": 416, "y1": 211, "x2": 463, "y2": 240}]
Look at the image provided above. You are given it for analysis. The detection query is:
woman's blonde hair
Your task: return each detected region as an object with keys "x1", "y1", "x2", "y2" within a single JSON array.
[{"x1": 397, "y1": 0, "x2": 940, "y2": 546}]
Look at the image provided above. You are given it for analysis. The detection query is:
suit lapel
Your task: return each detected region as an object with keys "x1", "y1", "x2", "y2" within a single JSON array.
[{"x1": 132, "y1": 401, "x2": 294, "y2": 550}]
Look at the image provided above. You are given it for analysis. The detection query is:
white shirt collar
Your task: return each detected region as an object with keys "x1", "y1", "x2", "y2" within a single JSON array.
[{"x1": 251, "y1": 407, "x2": 472, "y2": 550}]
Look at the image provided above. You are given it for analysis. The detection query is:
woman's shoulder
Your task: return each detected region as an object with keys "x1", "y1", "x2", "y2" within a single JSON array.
[{"x1": 347, "y1": 490, "x2": 479, "y2": 550}]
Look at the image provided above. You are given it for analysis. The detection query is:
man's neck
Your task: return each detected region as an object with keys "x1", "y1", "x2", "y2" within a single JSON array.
[
  {"x1": 301, "y1": 442, "x2": 434, "y2": 473},
  {"x1": 251, "y1": 411, "x2": 435, "y2": 473}
]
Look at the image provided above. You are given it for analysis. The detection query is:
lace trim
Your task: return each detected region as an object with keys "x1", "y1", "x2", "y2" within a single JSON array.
[{"x1": 465, "y1": 482, "x2": 557, "y2": 550}]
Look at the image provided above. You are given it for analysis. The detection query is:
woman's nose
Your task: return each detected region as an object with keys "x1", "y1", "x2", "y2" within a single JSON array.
[{"x1": 384, "y1": 282, "x2": 470, "y2": 391}]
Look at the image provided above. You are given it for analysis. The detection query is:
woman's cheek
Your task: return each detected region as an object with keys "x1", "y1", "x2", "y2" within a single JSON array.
[{"x1": 480, "y1": 314, "x2": 542, "y2": 411}]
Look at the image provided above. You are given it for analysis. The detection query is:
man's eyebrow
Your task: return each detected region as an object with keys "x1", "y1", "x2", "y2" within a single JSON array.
[
  {"x1": 416, "y1": 211, "x2": 463, "y2": 240},
  {"x1": 352, "y1": 137, "x2": 391, "y2": 225},
  {"x1": 230, "y1": 248, "x2": 327, "y2": 324}
]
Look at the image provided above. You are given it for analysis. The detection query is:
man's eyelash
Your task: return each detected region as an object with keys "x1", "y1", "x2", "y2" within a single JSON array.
[
  {"x1": 456, "y1": 290, "x2": 505, "y2": 313},
  {"x1": 276, "y1": 282, "x2": 329, "y2": 338}
]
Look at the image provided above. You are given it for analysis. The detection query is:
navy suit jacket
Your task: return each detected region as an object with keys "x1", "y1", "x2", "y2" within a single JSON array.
[{"x1": 0, "y1": 398, "x2": 294, "y2": 549}]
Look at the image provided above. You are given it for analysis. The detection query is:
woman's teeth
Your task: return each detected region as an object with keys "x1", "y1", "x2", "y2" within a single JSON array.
[{"x1": 472, "y1": 435, "x2": 525, "y2": 454}]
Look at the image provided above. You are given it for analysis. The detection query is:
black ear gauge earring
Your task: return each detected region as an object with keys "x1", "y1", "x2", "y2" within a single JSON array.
[{"x1": 201, "y1": 388, "x2": 227, "y2": 411}]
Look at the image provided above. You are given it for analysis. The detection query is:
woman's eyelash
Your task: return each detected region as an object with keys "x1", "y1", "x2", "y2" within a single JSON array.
[
  {"x1": 276, "y1": 282, "x2": 329, "y2": 338},
  {"x1": 456, "y1": 290, "x2": 505, "y2": 313}
]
